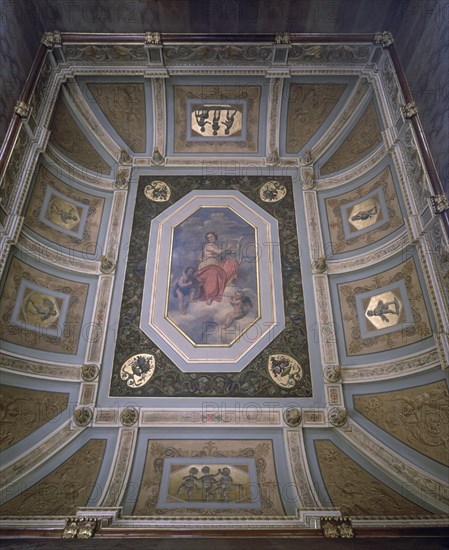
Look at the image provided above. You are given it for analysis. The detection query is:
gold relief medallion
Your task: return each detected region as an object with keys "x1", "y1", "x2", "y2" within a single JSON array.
[
  {"x1": 120, "y1": 354, "x2": 155, "y2": 388},
  {"x1": 20, "y1": 290, "x2": 60, "y2": 329},
  {"x1": 268, "y1": 354, "x2": 303, "y2": 388},
  {"x1": 46, "y1": 196, "x2": 82, "y2": 230},
  {"x1": 364, "y1": 290, "x2": 403, "y2": 330},
  {"x1": 348, "y1": 197, "x2": 381, "y2": 231},
  {"x1": 144, "y1": 180, "x2": 171, "y2": 202},
  {"x1": 260, "y1": 180, "x2": 287, "y2": 202},
  {"x1": 191, "y1": 104, "x2": 243, "y2": 138}
]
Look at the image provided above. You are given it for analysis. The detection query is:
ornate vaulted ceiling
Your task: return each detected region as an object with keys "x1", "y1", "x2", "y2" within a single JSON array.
[{"x1": 0, "y1": 32, "x2": 448, "y2": 537}]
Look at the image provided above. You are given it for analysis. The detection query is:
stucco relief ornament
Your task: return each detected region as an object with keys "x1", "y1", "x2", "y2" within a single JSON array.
[
  {"x1": 268, "y1": 354, "x2": 303, "y2": 388},
  {"x1": 283, "y1": 407, "x2": 302, "y2": 427},
  {"x1": 114, "y1": 166, "x2": 130, "y2": 189},
  {"x1": 120, "y1": 407, "x2": 139, "y2": 426},
  {"x1": 120, "y1": 353, "x2": 156, "y2": 388},
  {"x1": 145, "y1": 32, "x2": 161, "y2": 45},
  {"x1": 298, "y1": 149, "x2": 313, "y2": 167},
  {"x1": 321, "y1": 517, "x2": 354, "y2": 539},
  {"x1": 144, "y1": 180, "x2": 171, "y2": 202},
  {"x1": 81, "y1": 364, "x2": 99, "y2": 382},
  {"x1": 302, "y1": 176, "x2": 316, "y2": 190},
  {"x1": 74, "y1": 407, "x2": 93, "y2": 427},
  {"x1": 274, "y1": 32, "x2": 291, "y2": 45},
  {"x1": 119, "y1": 149, "x2": 132, "y2": 165},
  {"x1": 401, "y1": 101, "x2": 418, "y2": 119},
  {"x1": 312, "y1": 256, "x2": 327, "y2": 273},
  {"x1": 77, "y1": 518, "x2": 97, "y2": 539},
  {"x1": 429, "y1": 194, "x2": 449, "y2": 214},
  {"x1": 151, "y1": 147, "x2": 165, "y2": 166},
  {"x1": 63, "y1": 517, "x2": 97, "y2": 539},
  {"x1": 63, "y1": 519, "x2": 79, "y2": 539},
  {"x1": 374, "y1": 31, "x2": 394, "y2": 48},
  {"x1": 323, "y1": 365, "x2": 342, "y2": 383},
  {"x1": 259, "y1": 180, "x2": 287, "y2": 202},
  {"x1": 41, "y1": 31, "x2": 62, "y2": 49},
  {"x1": 14, "y1": 101, "x2": 32, "y2": 118},
  {"x1": 266, "y1": 149, "x2": 280, "y2": 167},
  {"x1": 100, "y1": 255, "x2": 115, "y2": 274},
  {"x1": 327, "y1": 407, "x2": 347, "y2": 427}
]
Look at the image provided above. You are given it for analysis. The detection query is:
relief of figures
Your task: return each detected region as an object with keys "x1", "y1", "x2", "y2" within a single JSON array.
[
  {"x1": 167, "y1": 207, "x2": 258, "y2": 345},
  {"x1": 364, "y1": 291, "x2": 403, "y2": 330},
  {"x1": 191, "y1": 104, "x2": 243, "y2": 138},
  {"x1": 168, "y1": 464, "x2": 249, "y2": 503}
]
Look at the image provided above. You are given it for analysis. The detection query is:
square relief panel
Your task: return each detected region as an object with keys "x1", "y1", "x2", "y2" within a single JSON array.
[
  {"x1": 173, "y1": 85, "x2": 260, "y2": 153},
  {"x1": 337, "y1": 258, "x2": 432, "y2": 356},
  {"x1": 325, "y1": 165, "x2": 403, "y2": 254}
]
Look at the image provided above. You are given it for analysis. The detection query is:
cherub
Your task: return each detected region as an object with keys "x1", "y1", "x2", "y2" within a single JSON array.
[
  {"x1": 177, "y1": 467, "x2": 200, "y2": 501},
  {"x1": 224, "y1": 290, "x2": 253, "y2": 328},
  {"x1": 26, "y1": 297, "x2": 57, "y2": 321},
  {"x1": 351, "y1": 205, "x2": 378, "y2": 221},
  {"x1": 173, "y1": 267, "x2": 198, "y2": 314},
  {"x1": 367, "y1": 298, "x2": 400, "y2": 322},
  {"x1": 194, "y1": 109, "x2": 210, "y2": 132},
  {"x1": 222, "y1": 109, "x2": 237, "y2": 134},
  {"x1": 211, "y1": 109, "x2": 221, "y2": 136},
  {"x1": 199, "y1": 466, "x2": 218, "y2": 501},
  {"x1": 50, "y1": 204, "x2": 79, "y2": 224}
]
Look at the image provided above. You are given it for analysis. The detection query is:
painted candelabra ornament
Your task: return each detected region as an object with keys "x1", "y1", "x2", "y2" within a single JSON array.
[
  {"x1": 120, "y1": 354, "x2": 156, "y2": 388},
  {"x1": 191, "y1": 104, "x2": 243, "y2": 137}
]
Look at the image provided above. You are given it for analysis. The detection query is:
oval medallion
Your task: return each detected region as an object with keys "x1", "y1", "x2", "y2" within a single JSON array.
[
  {"x1": 268, "y1": 354, "x2": 303, "y2": 388},
  {"x1": 120, "y1": 354, "x2": 156, "y2": 388},
  {"x1": 144, "y1": 180, "x2": 171, "y2": 202},
  {"x1": 260, "y1": 181, "x2": 287, "y2": 202}
]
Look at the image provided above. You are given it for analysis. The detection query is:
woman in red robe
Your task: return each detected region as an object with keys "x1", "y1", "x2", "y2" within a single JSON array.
[{"x1": 195, "y1": 232, "x2": 239, "y2": 305}]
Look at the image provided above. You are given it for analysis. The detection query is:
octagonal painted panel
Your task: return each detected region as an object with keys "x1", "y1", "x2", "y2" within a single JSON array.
[{"x1": 140, "y1": 191, "x2": 284, "y2": 372}]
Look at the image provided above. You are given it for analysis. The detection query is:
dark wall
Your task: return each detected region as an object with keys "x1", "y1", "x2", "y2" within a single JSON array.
[
  {"x1": 394, "y1": 1, "x2": 448, "y2": 188},
  {"x1": 1, "y1": 0, "x2": 447, "y2": 187},
  {"x1": 0, "y1": 1, "x2": 44, "y2": 141}
]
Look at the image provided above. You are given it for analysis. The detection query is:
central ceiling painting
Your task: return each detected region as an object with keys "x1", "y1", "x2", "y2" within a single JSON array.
[
  {"x1": 110, "y1": 176, "x2": 311, "y2": 398},
  {"x1": 141, "y1": 191, "x2": 283, "y2": 370}
]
